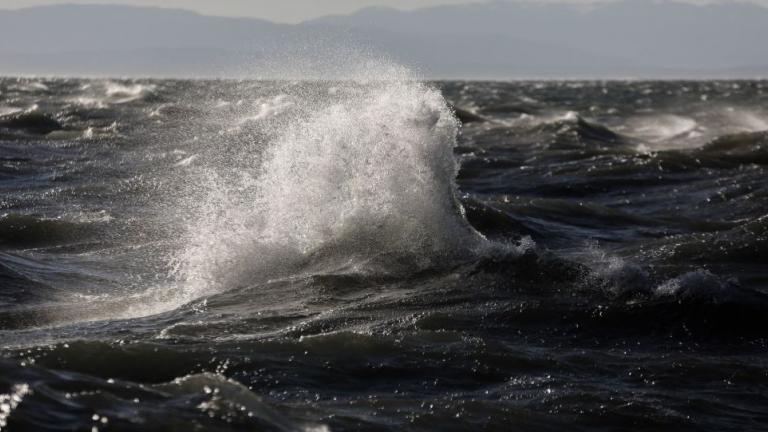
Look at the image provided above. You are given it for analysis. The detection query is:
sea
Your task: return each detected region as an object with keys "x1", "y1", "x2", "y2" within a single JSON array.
[{"x1": 1, "y1": 71, "x2": 767, "y2": 431}]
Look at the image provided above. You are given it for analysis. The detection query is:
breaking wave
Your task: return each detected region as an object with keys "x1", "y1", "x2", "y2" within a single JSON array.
[{"x1": 171, "y1": 65, "x2": 487, "y2": 304}]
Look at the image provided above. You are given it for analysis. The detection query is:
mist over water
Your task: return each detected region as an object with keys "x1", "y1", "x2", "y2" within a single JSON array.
[{"x1": 1, "y1": 66, "x2": 767, "y2": 430}]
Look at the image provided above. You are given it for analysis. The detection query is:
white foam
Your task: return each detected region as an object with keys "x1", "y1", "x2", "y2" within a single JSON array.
[
  {"x1": 69, "y1": 82, "x2": 155, "y2": 108},
  {"x1": 724, "y1": 108, "x2": 768, "y2": 132},
  {"x1": 104, "y1": 81, "x2": 156, "y2": 104},
  {"x1": 0, "y1": 384, "x2": 31, "y2": 429},
  {"x1": 240, "y1": 94, "x2": 295, "y2": 123},
  {"x1": 624, "y1": 114, "x2": 701, "y2": 149},
  {"x1": 171, "y1": 64, "x2": 486, "y2": 304},
  {"x1": 155, "y1": 373, "x2": 328, "y2": 432},
  {"x1": 579, "y1": 246, "x2": 651, "y2": 296},
  {"x1": 27, "y1": 81, "x2": 49, "y2": 91},
  {"x1": 174, "y1": 154, "x2": 199, "y2": 167},
  {"x1": 0, "y1": 106, "x2": 23, "y2": 116},
  {"x1": 655, "y1": 269, "x2": 736, "y2": 299},
  {"x1": 70, "y1": 96, "x2": 108, "y2": 109},
  {"x1": 496, "y1": 109, "x2": 579, "y2": 129},
  {"x1": 627, "y1": 108, "x2": 768, "y2": 152}
]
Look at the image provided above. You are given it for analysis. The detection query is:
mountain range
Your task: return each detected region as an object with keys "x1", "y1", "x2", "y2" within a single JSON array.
[{"x1": 1, "y1": 1, "x2": 767, "y2": 78}]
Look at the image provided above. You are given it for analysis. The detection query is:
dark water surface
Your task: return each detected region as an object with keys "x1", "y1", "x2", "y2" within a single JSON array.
[{"x1": 1, "y1": 77, "x2": 767, "y2": 431}]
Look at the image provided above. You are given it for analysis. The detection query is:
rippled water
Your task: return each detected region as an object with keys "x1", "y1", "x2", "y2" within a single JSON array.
[{"x1": 1, "y1": 75, "x2": 767, "y2": 431}]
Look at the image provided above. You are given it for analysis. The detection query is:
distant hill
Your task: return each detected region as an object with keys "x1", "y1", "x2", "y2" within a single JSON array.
[{"x1": 1, "y1": 2, "x2": 767, "y2": 78}]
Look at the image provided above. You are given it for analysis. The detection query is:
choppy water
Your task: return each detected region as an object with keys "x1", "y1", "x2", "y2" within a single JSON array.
[{"x1": 1, "y1": 74, "x2": 767, "y2": 431}]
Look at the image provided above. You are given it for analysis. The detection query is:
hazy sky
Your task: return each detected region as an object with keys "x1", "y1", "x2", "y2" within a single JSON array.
[{"x1": 1, "y1": 0, "x2": 765, "y2": 22}]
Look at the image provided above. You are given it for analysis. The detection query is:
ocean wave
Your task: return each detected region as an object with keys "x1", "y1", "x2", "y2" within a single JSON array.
[
  {"x1": 698, "y1": 130, "x2": 768, "y2": 165},
  {"x1": 65, "y1": 81, "x2": 158, "y2": 110},
  {"x1": 3, "y1": 76, "x2": 768, "y2": 431},
  {"x1": 722, "y1": 107, "x2": 768, "y2": 133},
  {"x1": 466, "y1": 111, "x2": 630, "y2": 151},
  {"x1": 626, "y1": 215, "x2": 768, "y2": 269},
  {"x1": 171, "y1": 71, "x2": 489, "y2": 306},
  {"x1": 0, "y1": 214, "x2": 101, "y2": 248},
  {"x1": 104, "y1": 81, "x2": 157, "y2": 104},
  {"x1": 0, "y1": 109, "x2": 62, "y2": 135},
  {"x1": 0, "y1": 357, "x2": 327, "y2": 432},
  {"x1": 625, "y1": 114, "x2": 700, "y2": 142},
  {"x1": 0, "y1": 106, "x2": 23, "y2": 117}
]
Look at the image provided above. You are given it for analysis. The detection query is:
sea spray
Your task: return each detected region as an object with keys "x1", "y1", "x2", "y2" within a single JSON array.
[{"x1": 172, "y1": 65, "x2": 486, "y2": 303}]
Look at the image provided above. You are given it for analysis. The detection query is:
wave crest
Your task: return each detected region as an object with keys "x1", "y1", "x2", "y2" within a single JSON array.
[{"x1": 173, "y1": 72, "x2": 486, "y2": 302}]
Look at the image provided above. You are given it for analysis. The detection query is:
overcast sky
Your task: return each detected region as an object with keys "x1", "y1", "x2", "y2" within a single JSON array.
[{"x1": 1, "y1": 0, "x2": 765, "y2": 23}]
